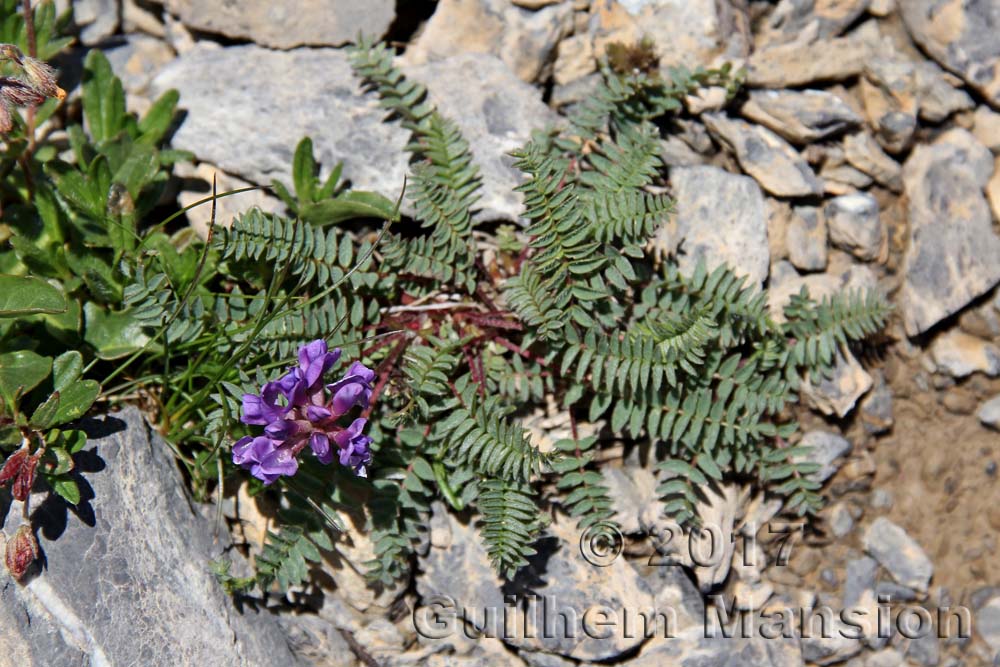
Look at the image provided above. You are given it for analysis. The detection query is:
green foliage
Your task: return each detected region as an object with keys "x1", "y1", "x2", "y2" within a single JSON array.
[
  {"x1": 0, "y1": 0, "x2": 72, "y2": 61},
  {"x1": 2, "y1": 28, "x2": 891, "y2": 598},
  {"x1": 349, "y1": 36, "x2": 482, "y2": 293}
]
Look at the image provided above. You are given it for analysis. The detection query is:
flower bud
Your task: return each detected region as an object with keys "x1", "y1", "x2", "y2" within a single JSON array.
[{"x1": 5, "y1": 524, "x2": 39, "y2": 580}]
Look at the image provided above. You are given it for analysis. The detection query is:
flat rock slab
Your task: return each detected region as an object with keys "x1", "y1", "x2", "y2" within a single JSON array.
[
  {"x1": 863, "y1": 517, "x2": 933, "y2": 594},
  {"x1": 704, "y1": 113, "x2": 822, "y2": 197},
  {"x1": 401, "y1": 0, "x2": 573, "y2": 83},
  {"x1": 164, "y1": 0, "x2": 395, "y2": 49},
  {"x1": 900, "y1": 128, "x2": 1000, "y2": 335},
  {"x1": 657, "y1": 165, "x2": 770, "y2": 286},
  {"x1": 901, "y1": 0, "x2": 1000, "y2": 109},
  {"x1": 152, "y1": 46, "x2": 555, "y2": 224},
  {"x1": 740, "y1": 89, "x2": 862, "y2": 145},
  {"x1": 0, "y1": 407, "x2": 299, "y2": 666}
]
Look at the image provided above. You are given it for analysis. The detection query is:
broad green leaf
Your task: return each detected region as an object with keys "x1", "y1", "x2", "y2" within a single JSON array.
[
  {"x1": 53, "y1": 351, "x2": 84, "y2": 392},
  {"x1": 0, "y1": 275, "x2": 66, "y2": 317},
  {"x1": 112, "y1": 143, "x2": 159, "y2": 200},
  {"x1": 292, "y1": 137, "x2": 317, "y2": 204},
  {"x1": 0, "y1": 424, "x2": 21, "y2": 447},
  {"x1": 48, "y1": 447, "x2": 75, "y2": 475},
  {"x1": 53, "y1": 380, "x2": 100, "y2": 425},
  {"x1": 83, "y1": 50, "x2": 126, "y2": 143},
  {"x1": 137, "y1": 89, "x2": 179, "y2": 145},
  {"x1": 301, "y1": 191, "x2": 399, "y2": 226},
  {"x1": 0, "y1": 350, "x2": 52, "y2": 407},
  {"x1": 84, "y1": 303, "x2": 154, "y2": 359},
  {"x1": 50, "y1": 476, "x2": 81, "y2": 505},
  {"x1": 30, "y1": 391, "x2": 61, "y2": 429}
]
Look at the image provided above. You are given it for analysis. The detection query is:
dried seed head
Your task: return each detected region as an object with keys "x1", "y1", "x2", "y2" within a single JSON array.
[
  {"x1": 0, "y1": 44, "x2": 23, "y2": 65},
  {"x1": 0, "y1": 78, "x2": 46, "y2": 107},
  {"x1": 0, "y1": 100, "x2": 13, "y2": 134},
  {"x1": 0, "y1": 446, "x2": 27, "y2": 485},
  {"x1": 10, "y1": 450, "x2": 40, "y2": 501},
  {"x1": 4, "y1": 524, "x2": 39, "y2": 581},
  {"x1": 21, "y1": 55, "x2": 64, "y2": 100}
]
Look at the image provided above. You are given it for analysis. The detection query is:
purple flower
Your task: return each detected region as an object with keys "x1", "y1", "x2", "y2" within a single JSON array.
[
  {"x1": 333, "y1": 418, "x2": 372, "y2": 477},
  {"x1": 309, "y1": 432, "x2": 333, "y2": 465},
  {"x1": 232, "y1": 340, "x2": 375, "y2": 484},
  {"x1": 240, "y1": 381, "x2": 287, "y2": 425},
  {"x1": 299, "y1": 340, "x2": 341, "y2": 389},
  {"x1": 328, "y1": 361, "x2": 376, "y2": 415}
]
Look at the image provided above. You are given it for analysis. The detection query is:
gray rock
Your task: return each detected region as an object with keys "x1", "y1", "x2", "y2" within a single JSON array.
[
  {"x1": 900, "y1": 129, "x2": 1000, "y2": 335},
  {"x1": 860, "y1": 58, "x2": 919, "y2": 154},
  {"x1": 703, "y1": 113, "x2": 823, "y2": 197},
  {"x1": 518, "y1": 650, "x2": 575, "y2": 667},
  {"x1": 660, "y1": 136, "x2": 710, "y2": 168},
  {"x1": 656, "y1": 165, "x2": 770, "y2": 286},
  {"x1": 175, "y1": 161, "x2": 286, "y2": 238},
  {"x1": 973, "y1": 106, "x2": 1000, "y2": 152},
  {"x1": 824, "y1": 193, "x2": 884, "y2": 262},
  {"x1": 865, "y1": 648, "x2": 905, "y2": 667},
  {"x1": 740, "y1": 89, "x2": 862, "y2": 145},
  {"x1": 151, "y1": 44, "x2": 409, "y2": 209},
  {"x1": 630, "y1": 562, "x2": 704, "y2": 625},
  {"x1": 860, "y1": 372, "x2": 894, "y2": 435},
  {"x1": 819, "y1": 164, "x2": 874, "y2": 195},
  {"x1": 164, "y1": 0, "x2": 394, "y2": 49},
  {"x1": 403, "y1": 53, "x2": 561, "y2": 222},
  {"x1": 843, "y1": 132, "x2": 903, "y2": 192},
  {"x1": 279, "y1": 614, "x2": 358, "y2": 667},
  {"x1": 976, "y1": 594, "x2": 1000, "y2": 654},
  {"x1": 900, "y1": 0, "x2": 1000, "y2": 109},
  {"x1": 930, "y1": 330, "x2": 1000, "y2": 378},
  {"x1": 915, "y1": 60, "x2": 975, "y2": 123},
  {"x1": 875, "y1": 581, "x2": 918, "y2": 603},
  {"x1": 416, "y1": 506, "x2": 506, "y2": 627},
  {"x1": 602, "y1": 465, "x2": 658, "y2": 535},
  {"x1": 585, "y1": 0, "x2": 750, "y2": 72},
  {"x1": 0, "y1": 407, "x2": 300, "y2": 666},
  {"x1": 796, "y1": 430, "x2": 852, "y2": 483},
  {"x1": 631, "y1": 624, "x2": 804, "y2": 667},
  {"x1": 747, "y1": 35, "x2": 873, "y2": 88},
  {"x1": 103, "y1": 34, "x2": 177, "y2": 115},
  {"x1": 979, "y1": 394, "x2": 1000, "y2": 429},
  {"x1": 844, "y1": 557, "x2": 879, "y2": 608},
  {"x1": 802, "y1": 349, "x2": 874, "y2": 418},
  {"x1": 401, "y1": 0, "x2": 573, "y2": 83},
  {"x1": 786, "y1": 206, "x2": 828, "y2": 272},
  {"x1": 863, "y1": 517, "x2": 933, "y2": 594},
  {"x1": 870, "y1": 489, "x2": 893, "y2": 510},
  {"x1": 767, "y1": 259, "x2": 878, "y2": 322},
  {"x1": 151, "y1": 46, "x2": 556, "y2": 224},
  {"x1": 506, "y1": 518, "x2": 656, "y2": 661},
  {"x1": 905, "y1": 632, "x2": 940, "y2": 667},
  {"x1": 417, "y1": 508, "x2": 654, "y2": 662},
  {"x1": 75, "y1": 0, "x2": 119, "y2": 45},
  {"x1": 757, "y1": 0, "x2": 870, "y2": 45},
  {"x1": 800, "y1": 616, "x2": 864, "y2": 665},
  {"x1": 123, "y1": 0, "x2": 165, "y2": 37},
  {"x1": 828, "y1": 502, "x2": 855, "y2": 538}
]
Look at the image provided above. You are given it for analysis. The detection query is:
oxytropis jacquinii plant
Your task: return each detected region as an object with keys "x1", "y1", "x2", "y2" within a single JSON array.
[
  {"x1": 233, "y1": 340, "x2": 375, "y2": 483},
  {"x1": 1, "y1": 9, "x2": 892, "y2": 597}
]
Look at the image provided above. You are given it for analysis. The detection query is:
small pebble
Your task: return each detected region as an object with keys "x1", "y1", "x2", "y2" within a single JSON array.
[{"x1": 870, "y1": 488, "x2": 894, "y2": 509}]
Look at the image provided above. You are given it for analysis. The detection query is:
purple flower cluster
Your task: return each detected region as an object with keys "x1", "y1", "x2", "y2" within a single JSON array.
[{"x1": 233, "y1": 340, "x2": 375, "y2": 484}]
